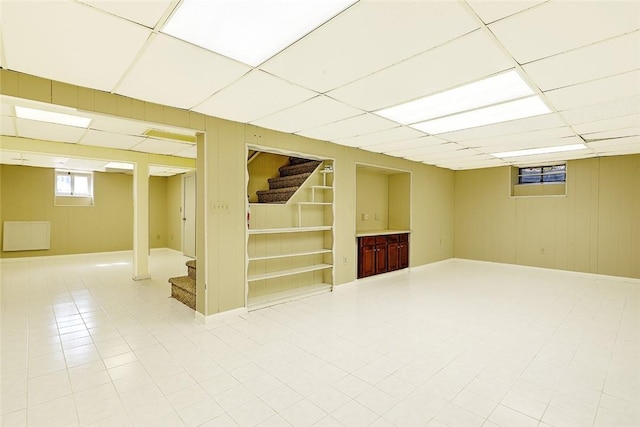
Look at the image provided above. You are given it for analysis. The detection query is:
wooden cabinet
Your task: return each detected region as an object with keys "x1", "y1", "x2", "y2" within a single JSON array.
[{"x1": 358, "y1": 233, "x2": 409, "y2": 279}]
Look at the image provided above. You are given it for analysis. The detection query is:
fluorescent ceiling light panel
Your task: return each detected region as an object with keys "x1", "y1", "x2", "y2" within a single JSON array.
[
  {"x1": 105, "y1": 162, "x2": 134, "y2": 170},
  {"x1": 15, "y1": 106, "x2": 92, "y2": 128},
  {"x1": 412, "y1": 96, "x2": 551, "y2": 134},
  {"x1": 375, "y1": 70, "x2": 535, "y2": 125},
  {"x1": 491, "y1": 143, "x2": 587, "y2": 158},
  {"x1": 163, "y1": 0, "x2": 355, "y2": 66}
]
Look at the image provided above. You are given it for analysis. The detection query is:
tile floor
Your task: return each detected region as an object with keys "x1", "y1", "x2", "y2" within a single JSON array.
[{"x1": 1, "y1": 250, "x2": 639, "y2": 427}]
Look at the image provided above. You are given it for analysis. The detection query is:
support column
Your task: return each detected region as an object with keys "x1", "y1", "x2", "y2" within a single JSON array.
[{"x1": 133, "y1": 160, "x2": 150, "y2": 280}]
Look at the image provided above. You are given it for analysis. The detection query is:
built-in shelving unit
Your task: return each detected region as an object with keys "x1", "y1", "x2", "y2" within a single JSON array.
[{"x1": 247, "y1": 152, "x2": 334, "y2": 311}]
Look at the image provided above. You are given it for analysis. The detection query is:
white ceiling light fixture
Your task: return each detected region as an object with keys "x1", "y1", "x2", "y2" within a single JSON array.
[
  {"x1": 375, "y1": 70, "x2": 535, "y2": 125},
  {"x1": 491, "y1": 143, "x2": 587, "y2": 158},
  {"x1": 15, "y1": 106, "x2": 92, "y2": 128},
  {"x1": 105, "y1": 162, "x2": 134, "y2": 170},
  {"x1": 412, "y1": 96, "x2": 551, "y2": 135},
  {"x1": 162, "y1": 0, "x2": 356, "y2": 67}
]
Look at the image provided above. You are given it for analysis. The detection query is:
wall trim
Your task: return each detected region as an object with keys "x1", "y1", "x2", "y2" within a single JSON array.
[{"x1": 195, "y1": 307, "x2": 248, "y2": 324}]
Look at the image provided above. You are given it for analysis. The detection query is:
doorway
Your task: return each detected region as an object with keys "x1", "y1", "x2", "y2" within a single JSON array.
[{"x1": 182, "y1": 172, "x2": 196, "y2": 258}]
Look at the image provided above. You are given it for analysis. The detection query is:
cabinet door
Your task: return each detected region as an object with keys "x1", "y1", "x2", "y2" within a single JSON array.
[
  {"x1": 359, "y1": 244, "x2": 376, "y2": 278},
  {"x1": 388, "y1": 241, "x2": 399, "y2": 271},
  {"x1": 375, "y1": 243, "x2": 387, "y2": 274},
  {"x1": 399, "y1": 234, "x2": 409, "y2": 269}
]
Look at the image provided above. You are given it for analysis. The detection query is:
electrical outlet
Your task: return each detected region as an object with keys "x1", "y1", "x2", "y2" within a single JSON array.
[
  {"x1": 343, "y1": 257, "x2": 347, "y2": 265},
  {"x1": 361, "y1": 213, "x2": 369, "y2": 221},
  {"x1": 540, "y1": 248, "x2": 545, "y2": 254}
]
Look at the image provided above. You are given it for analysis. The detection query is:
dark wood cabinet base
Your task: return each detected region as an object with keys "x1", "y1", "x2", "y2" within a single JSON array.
[{"x1": 358, "y1": 233, "x2": 409, "y2": 279}]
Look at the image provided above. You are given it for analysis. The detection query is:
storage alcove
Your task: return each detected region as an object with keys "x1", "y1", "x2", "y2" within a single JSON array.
[
  {"x1": 355, "y1": 164, "x2": 411, "y2": 279},
  {"x1": 246, "y1": 148, "x2": 334, "y2": 310}
]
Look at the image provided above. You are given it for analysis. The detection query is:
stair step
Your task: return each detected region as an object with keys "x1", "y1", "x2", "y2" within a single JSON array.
[
  {"x1": 186, "y1": 260, "x2": 196, "y2": 279},
  {"x1": 268, "y1": 172, "x2": 311, "y2": 190},
  {"x1": 288, "y1": 157, "x2": 317, "y2": 165},
  {"x1": 168, "y1": 276, "x2": 196, "y2": 310},
  {"x1": 256, "y1": 186, "x2": 298, "y2": 203},
  {"x1": 279, "y1": 160, "x2": 321, "y2": 177}
]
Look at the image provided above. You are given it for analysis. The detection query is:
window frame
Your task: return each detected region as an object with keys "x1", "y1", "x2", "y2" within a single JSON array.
[
  {"x1": 517, "y1": 164, "x2": 566, "y2": 185},
  {"x1": 55, "y1": 169, "x2": 94, "y2": 198}
]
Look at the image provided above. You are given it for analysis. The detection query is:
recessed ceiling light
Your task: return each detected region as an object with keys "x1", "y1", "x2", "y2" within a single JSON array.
[
  {"x1": 163, "y1": 0, "x2": 356, "y2": 66},
  {"x1": 491, "y1": 143, "x2": 587, "y2": 158},
  {"x1": 105, "y1": 162, "x2": 134, "y2": 170},
  {"x1": 15, "y1": 106, "x2": 92, "y2": 128},
  {"x1": 412, "y1": 96, "x2": 551, "y2": 134},
  {"x1": 375, "y1": 70, "x2": 535, "y2": 125}
]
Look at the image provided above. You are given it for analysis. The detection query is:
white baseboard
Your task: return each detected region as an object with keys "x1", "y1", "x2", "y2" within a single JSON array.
[
  {"x1": 452, "y1": 257, "x2": 640, "y2": 284},
  {"x1": 195, "y1": 307, "x2": 247, "y2": 324},
  {"x1": 0, "y1": 249, "x2": 133, "y2": 263}
]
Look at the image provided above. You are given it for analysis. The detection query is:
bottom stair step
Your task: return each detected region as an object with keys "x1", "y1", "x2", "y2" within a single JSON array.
[{"x1": 169, "y1": 275, "x2": 196, "y2": 310}]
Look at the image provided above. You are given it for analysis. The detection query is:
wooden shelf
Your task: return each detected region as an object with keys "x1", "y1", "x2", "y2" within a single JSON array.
[
  {"x1": 311, "y1": 185, "x2": 332, "y2": 190},
  {"x1": 249, "y1": 249, "x2": 332, "y2": 261},
  {"x1": 249, "y1": 226, "x2": 332, "y2": 235},
  {"x1": 319, "y1": 170, "x2": 333, "y2": 174},
  {"x1": 248, "y1": 283, "x2": 332, "y2": 311},
  {"x1": 248, "y1": 264, "x2": 332, "y2": 282}
]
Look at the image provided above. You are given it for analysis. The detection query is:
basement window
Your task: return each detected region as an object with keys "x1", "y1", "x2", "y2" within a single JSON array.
[
  {"x1": 511, "y1": 164, "x2": 566, "y2": 197},
  {"x1": 55, "y1": 170, "x2": 94, "y2": 206},
  {"x1": 518, "y1": 164, "x2": 566, "y2": 184}
]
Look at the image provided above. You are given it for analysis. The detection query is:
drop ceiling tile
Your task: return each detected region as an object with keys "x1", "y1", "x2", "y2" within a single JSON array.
[
  {"x1": 466, "y1": 0, "x2": 545, "y2": 24},
  {"x1": 581, "y1": 127, "x2": 640, "y2": 142},
  {"x1": 261, "y1": 1, "x2": 478, "y2": 92},
  {"x1": 79, "y1": 129, "x2": 146, "y2": 150},
  {"x1": 363, "y1": 136, "x2": 448, "y2": 154},
  {"x1": 130, "y1": 138, "x2": 193, "y2": 156},
  {"x1": 594, "y1": 144, "x2": 640, "y2": 156},
  {"x1": 149, "y1": 165, "x2": 169, "y2": 175},
  {"x1": 417, "y1": 147, "x2": 485, "y2": 161},
  {"x1": 89, "y1": 117, "x2": 150, "y2": 136},
  {"x1": 336, "y1": 126, "x2": 425, "y2": 148},
  {"x1": 193, "y1": 70, "x2": 317, "y2": 123},
  {"x1": 328, "y1": 30, "x2": 513, "y2": 111},
  {"x1": 117, "y1": 34, "x2": 250, "y2": 109},
  {"x1": 545, "y1": 70, "x2": 640, "y2": 112},
  {"x1": 489, "y1": 1, "x2": 640, "y2": 64},
  {"x1": 560, "y1": 95, "x2": 640, "y2": 126},
  {"x1": 587, "y1": 135, "x2": 640, "y2": 150},
  {"x1": 0, "y1": 151, "x2": 23, "y2": 165},
  {"x1": 173, "y1": 145, "x2": 197, "y2": 159},
  {"x1": 78, "y1": 0, "x2": 173, "y2": 28},
  {"x1": 436, "y1": 158, "x2": 508, "y2": 170},
  {"x1": 572, "y1": 114, "x2": 640, "y2": 136},
  {"x1": 438, "y1": 113, "x2": 565, "y2": 141},
  {"x1": 460, "y1": 127, "x2": 574, "y2": 149},
  {"x1": 297, "y1": 113, "x2": 397, "y2": 141},
  {"x1": 251, "y1": 96, "x2": 361, "y2": 134},
  {"x1": 384, "y1": 142, "x2": 466, "y2": 159},
  {"x1": 1, "y1": 116, "x2": 16, "y2": 136},
  {"x1": 2, "y1": 1, "x2": 151, "y2": 91},
  {"x1": 523, "y1": 32, "x2": 640, "y2": 91},
  {"x1": 15, "y1": 118, "x2": 86, "y2": 144}
]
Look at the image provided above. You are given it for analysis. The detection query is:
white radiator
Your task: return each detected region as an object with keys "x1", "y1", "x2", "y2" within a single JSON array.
[{"x1": 3, "y1": 221, "x2": 51, "y2": 251}]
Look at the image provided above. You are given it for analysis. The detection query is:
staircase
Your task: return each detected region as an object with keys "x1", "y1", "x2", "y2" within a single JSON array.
[
  {"x1": 168, "y1": 260, "x2": 196, "y2": 310},
  {"x1": 256, "y1": 157, "x2": 321, "y2": 203}
]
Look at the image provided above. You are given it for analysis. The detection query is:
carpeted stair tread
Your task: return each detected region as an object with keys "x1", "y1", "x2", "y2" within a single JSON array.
[
  {"x1": 278, "y1": 160, "x2": 321, "y2": 177},
  {"x1": 169, "y1": 275, "x2": 196, "y2": 310},
  {"x1": 186, "y1": 260, "x2": 196, "y2": 269},
  {"x1": 186, "y1": 260, "x2": 196, "y2": 279},
  {"x1": 288, "y1": 157, "x2": 317, "y2": 165},
  {"x1": 256, "y1": 186, "x2": 298, "y2": 203},
  {"x1": 268, "y1": 172, "x2": 311, "y2": 189},
  {"x1": 169, "y1": 275, "x2": 195, "y2": 293}
]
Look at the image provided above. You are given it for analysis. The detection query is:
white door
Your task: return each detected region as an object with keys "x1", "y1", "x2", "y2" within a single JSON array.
[{"x1": 182, "y1": 173, "x2": 196, "y2": 258}]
